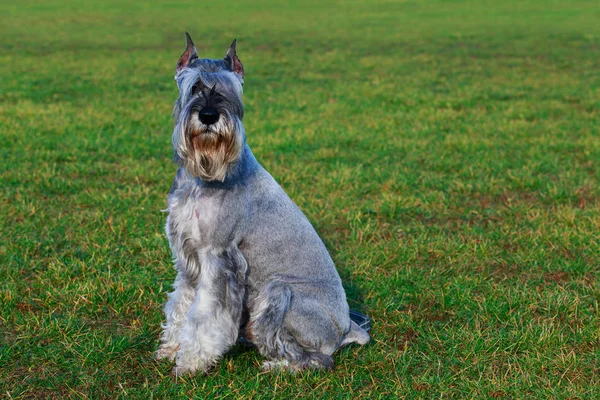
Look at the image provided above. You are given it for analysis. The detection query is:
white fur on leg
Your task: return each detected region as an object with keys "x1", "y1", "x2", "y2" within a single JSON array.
[
  {"x1": 173, "y1": 250, "x2": 242, "y2": 374},
  {"x1": 156, "y1": 274, "x2": 195, "y2": 361}
]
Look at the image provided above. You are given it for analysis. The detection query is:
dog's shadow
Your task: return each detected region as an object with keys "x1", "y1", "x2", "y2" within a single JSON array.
[
  {"x1": 338, "y1": 267, "x2": 367, "y2": 314},
  {"x1": 225, "y1": 338, "x2": 257, "y2": 357},
  {"x1": 320, "y1": 236, "x2": 368, "y2": 315}
]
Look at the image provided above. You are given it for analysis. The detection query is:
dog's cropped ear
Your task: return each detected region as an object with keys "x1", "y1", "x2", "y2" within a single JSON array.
[
  {"x1": 176, "y1": 32, "x2": 198, "y2": 74},
  {"x1": 225, "y1": 39, "x2": 244, "y2": 83}
]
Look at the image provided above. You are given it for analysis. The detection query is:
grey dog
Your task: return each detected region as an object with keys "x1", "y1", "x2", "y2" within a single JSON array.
[{"x1": 155, "y1": 33, "x2": 369, "y2": 375}]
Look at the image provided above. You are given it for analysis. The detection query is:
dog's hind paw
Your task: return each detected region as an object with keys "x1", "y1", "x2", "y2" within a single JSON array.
[
  {"x1": 262, "y1": 353, "x2": 334, "y2": 372},
  {"x1": 261, "y1": 359, "x2": 292, "y2": 372}
]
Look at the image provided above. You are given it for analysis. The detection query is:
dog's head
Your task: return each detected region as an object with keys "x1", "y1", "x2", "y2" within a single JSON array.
[{"x1": 172, "y1": 33, "x2": 245, "y2": 182}]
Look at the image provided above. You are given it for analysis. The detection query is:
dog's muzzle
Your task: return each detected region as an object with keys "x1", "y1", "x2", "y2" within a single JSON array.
[{"x1": 198, "y1": 107, "x2": 219, "y2": 126}]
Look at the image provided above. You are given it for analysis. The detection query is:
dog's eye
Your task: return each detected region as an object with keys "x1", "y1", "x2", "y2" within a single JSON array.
[{"x1": 191, "y1": 83, "x2": 204, "y2": 95}]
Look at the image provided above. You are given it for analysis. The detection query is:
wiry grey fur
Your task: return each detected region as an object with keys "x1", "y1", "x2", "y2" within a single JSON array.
[{"x1": 156, "y1": 33, "x2": 369, "y2": 375}]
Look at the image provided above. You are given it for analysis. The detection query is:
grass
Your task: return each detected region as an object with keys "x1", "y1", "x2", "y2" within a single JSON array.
[{"x1": 1, "y1": 0, "x2": 599, "y2": 398}]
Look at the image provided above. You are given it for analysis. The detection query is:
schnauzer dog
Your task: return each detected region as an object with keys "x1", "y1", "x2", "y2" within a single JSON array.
[{"x1": 156, "y1": 33, "x2": 369, "y2": 375}]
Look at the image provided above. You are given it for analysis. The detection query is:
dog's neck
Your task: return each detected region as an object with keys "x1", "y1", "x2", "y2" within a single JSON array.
[{"x1": 192, "y1": 143, "x2": 259, "y2": 188}]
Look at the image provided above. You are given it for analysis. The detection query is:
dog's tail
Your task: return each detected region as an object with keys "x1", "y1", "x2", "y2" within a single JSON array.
[{"x1": 340, "y1": 311, "x2": 370, "y2": 347}]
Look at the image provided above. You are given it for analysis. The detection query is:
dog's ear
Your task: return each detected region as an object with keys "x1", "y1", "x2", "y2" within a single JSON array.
[
  {"x1": 176, "y1": 32, "x2": 198, "y2": 74},
  {"x1": 225, "y1": 39, "x2": 244, "y2": 83}
]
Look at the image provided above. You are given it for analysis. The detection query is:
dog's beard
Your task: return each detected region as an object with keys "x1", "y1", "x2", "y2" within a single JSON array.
[{"x1": 173, "y1": 110, "x2": 244, "y2": 181}]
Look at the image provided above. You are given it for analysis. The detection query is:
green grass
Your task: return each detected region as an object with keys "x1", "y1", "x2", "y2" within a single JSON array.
[{"x1": 1, "y1": 0, "x2": 599, "y2": 398}]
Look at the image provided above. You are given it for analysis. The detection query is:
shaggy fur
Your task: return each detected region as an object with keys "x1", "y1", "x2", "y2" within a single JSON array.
[{"x1": 156, "y1": 33, "x2": 369, "y2": 375}]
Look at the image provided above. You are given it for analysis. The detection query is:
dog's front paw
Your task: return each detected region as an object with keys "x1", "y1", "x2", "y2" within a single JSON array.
[
  {"x1": 172, "y1": 353, "x2": 216, "y2": 376},
  {"x1": 171, "y1": 362, "x2": 214, "y2": 377},
  {"x1": 156, "y1": 343, "x2": 179, "y2": 362},
  {"x1": 171, "y1": 365, "x2": 198, "y2": 377}
]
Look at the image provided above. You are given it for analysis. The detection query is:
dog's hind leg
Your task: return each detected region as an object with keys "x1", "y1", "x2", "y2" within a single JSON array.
[
  {"x1": 173, "y1": 247, "x2": 247, "y2": 375},
  {"x1": 248, "y1": 281, "x2": 336, "y2": 372},
  {"x1": 156, "y1": 272, "x2": 195, "y2": 361}
]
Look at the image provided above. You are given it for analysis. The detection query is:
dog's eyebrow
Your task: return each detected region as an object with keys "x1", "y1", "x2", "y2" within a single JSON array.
[{"x1": 200, "y1": 88, "x2": 208, "y2": 102}]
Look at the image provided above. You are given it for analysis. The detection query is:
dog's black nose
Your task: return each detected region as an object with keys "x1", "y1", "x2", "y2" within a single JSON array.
[{"x1": 198, "y1": 107, "x2": 219, "y2": 125}]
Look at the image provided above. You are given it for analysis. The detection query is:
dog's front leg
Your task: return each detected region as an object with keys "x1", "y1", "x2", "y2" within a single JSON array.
[
  {"x1": 156, "y1": 272, "x2": 195, "y2": 361},
  {"x1": 173, "y1": 246, "x2": 247, "y2": 375}
]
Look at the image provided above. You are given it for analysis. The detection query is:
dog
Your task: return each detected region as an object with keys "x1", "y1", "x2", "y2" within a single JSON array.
[{"x1": 155, "y1": 33, "x2": 369, "y2": 375}]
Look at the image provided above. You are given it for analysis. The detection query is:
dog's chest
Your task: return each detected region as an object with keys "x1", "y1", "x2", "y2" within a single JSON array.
[{"x1": 166, "y1": 185, "x2": 240, "y2": 250}]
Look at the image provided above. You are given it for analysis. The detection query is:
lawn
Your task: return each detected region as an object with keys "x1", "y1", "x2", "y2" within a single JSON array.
[{"x1": 1, "y1": 0, "x2": 599, "y2": 398}]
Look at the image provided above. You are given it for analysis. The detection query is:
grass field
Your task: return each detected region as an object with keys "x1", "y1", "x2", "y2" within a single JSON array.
[{"x1": 2, "y1": 0, "x2": 600, "y2": 398}]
